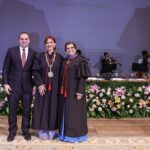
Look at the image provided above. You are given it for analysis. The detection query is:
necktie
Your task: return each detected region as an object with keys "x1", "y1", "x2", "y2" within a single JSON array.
[{"x1": 22, "y1": 49, "x2": 26, "y2": 67}]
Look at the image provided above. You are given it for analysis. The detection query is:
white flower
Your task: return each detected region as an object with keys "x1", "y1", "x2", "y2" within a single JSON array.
[
  {"x1": 106, "y1": 91, "x2": 111, "y2": 96},
  {"x1": 92, "y1": 99, "x2": 96, "y2": 103},
  {"x1": 135, "y1": 93, "x2": 140, "y2": 97},
  {"x1": 107, "y1": 87, "x2": 111, "y2": 91},
  {"x1": 89, "y1": 94, "x2": 94, "y2": 98},
  {"x1": 4, "y1": 97, "x2": 8, "y2": 102},
  {"x1": 92, "y1": 104, "x2": 97, "y2": 108},
  {"x1": 145, "y1": 84, "x2": 150, "y2": 94},
  {"x1": 101, "y1": 89, "x2": 105, "y2": 93},
  {"x1": 102, "y1": 98, "x2": 107, "y2": 104},
  {"x1": 89, "y1": 107, "x2": 94, "y2": 112},
  {"x1": 87, "y1": 91, "x2": 91, "y2": 94},
  {"x1": 137, "y1": 87, "x2": 142, "y2": 92},
  {"x1": 121, "y1": 95, "x2": 126, "y2": 99},
  {"x1": 127, "y1": 92, "x2": 132, "y2": 96},
  {"x1": 145, "y1": 85, "x2": 150, "y2": 93},
  {"x1": 121, "y1": 86, "x2": 125, "y2": 89},
  {"x1": 99, "y1": 93, "x2": 103, "y2": 97},
  {"x1": 121, "y1": 102, "x2": 125, "y2": 105},
  {"x1": 127, "y1": 105, "x2": 130, "y2": 108},
  {"x1": 101, "y1": 104, "x2": 107, "y2": 108},
  {"x1": 129, "y1": 109, "x2": 133, "y2": 114},
  {"x1": 142, "y1": 86, "x2": 145, "y2": 89},
  {"x1": 117, "y1": 104, "x2": 121, "y2": 109},
  {"x1": 86, "y1": 99, "x2": 89, "y2": 102},
  {"x1": 98, "y1": 107, "x2": 102, "y2": 112},
  {"x1": 148, "y1": 97, "x2": 150, "y2": 100},
  {"x1": 0, "y1": 87, "x2": 4, "y2": 92},
  {"x1": 129, "y1": 98, "x2": 133, "y2": 103},
  {"x1": 146, "y1": 107, "x2": 150, "y2": 111},
  {"x1": 96, "y1": 97, "x2": 99, "y2": 100}
]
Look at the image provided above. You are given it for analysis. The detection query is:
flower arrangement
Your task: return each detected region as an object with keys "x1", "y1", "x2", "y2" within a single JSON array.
[
  {"x1": 86, "y1": 80, "x2": 150, "y2": 118},
  {"x1": 0, "y1": 83, "x2": 8, "y2": 115},
  {"x1": 0, "y1": 83, "x2": 23, "y2": 115},
  {"x1": 0, "y1": 78, "x2": 150, "y2": 118}
]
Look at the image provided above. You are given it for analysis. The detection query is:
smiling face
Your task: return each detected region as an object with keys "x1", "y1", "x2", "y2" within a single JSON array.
[
  {"x1": 65, "y1": 43, "x2": 77, "y2": 56},
  {"x1": 45, "y1": 38, "x2": 56, "y2": 53},
  {"x1": 19, "y1": 33, "x2": 30, "y2": 48}
]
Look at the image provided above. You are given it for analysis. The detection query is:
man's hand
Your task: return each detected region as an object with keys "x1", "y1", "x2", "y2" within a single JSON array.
[
  {"x1": 76, "y1": 93, "x2": 82, "y2": 100},
  {"x1": 38, "y1": 85, "x2": 46, "y2": 96},
  {"x1": 4, "y1": 84, "x2": 11, "y2": 95}
]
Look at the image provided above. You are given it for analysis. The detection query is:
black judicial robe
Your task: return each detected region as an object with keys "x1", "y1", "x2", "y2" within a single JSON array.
[
  {"x1": 59, "y1": 55, "x2": 91, "y2": 137},
  {"x1": 32, "y1": 52, "x2": 63, "y2": 130}
]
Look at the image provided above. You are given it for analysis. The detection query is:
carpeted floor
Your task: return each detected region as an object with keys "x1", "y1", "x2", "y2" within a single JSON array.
[{"x1": 0, "y1": 116, "x2": 150, "y2": 150}]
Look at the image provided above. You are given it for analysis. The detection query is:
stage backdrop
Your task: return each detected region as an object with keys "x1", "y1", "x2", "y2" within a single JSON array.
[{"x1": 0, "y1": 0, "x2": 150, "y2": 76}]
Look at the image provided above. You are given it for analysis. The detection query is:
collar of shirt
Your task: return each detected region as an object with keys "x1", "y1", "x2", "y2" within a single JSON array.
[
  {"x1": 68, "y1": 54, "x2": 77, "y2": 60},
  {"x1": 19, "y1": 46, "x2": 29, "y2": 58}
]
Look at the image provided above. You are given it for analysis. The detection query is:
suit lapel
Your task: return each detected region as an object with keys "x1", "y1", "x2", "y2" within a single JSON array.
[
  {"x1": 16, "y1": 46, "x2": 22, "y2": 67},
  {"x1": 16, "y1": 46, "x2": 33, "y2": 68},
  {"x1": 24, "y1": 48, "x2": 32, "y2": 68}
]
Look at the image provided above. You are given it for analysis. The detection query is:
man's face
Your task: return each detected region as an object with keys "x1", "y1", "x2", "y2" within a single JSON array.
[{"x1": 19, "y1": 33, "x2": 30, "y2": 48}]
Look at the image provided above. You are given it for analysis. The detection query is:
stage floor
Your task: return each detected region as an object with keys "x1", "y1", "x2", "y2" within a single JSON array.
[{"x1": 0, "y1": 116, "x2": 150, "y2": 150}]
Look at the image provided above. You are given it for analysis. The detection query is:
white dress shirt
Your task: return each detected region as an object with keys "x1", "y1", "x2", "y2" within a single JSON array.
[{"x1": 19, "y1": 46, "x2": 29, "y2": 60}]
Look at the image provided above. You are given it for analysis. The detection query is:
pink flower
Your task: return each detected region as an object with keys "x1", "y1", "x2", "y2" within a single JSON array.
[
  {"x1": 89, "y1": 84, "x2": 100, "y2": 93},
  {"x1": 111, "y1": 107, "x2": 117, "y2": 112},
  {"x1": 115, "y1": 87, "x2": 125, "y2": 97},
  {"x1": 144, "y1": 85, "x2": 150, "y2": 94}
]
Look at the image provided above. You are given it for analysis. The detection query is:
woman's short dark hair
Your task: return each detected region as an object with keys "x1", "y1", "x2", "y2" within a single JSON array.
[{"x1": 64, "y1": 41, "x2": 77, "y2": 51}]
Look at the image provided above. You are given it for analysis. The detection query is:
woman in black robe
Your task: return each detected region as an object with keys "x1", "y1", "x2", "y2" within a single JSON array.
[
  {"x1": 59, "y1": 41, "x2": 91, "y2": 142},
  {"x1": 32, "y1": 35, "x2": 63, "y2": 140}
]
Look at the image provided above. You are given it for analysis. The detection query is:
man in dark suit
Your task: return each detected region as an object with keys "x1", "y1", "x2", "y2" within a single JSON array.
[{"x1": 2, "y1": 32, "x2": 37, "y2": 142}]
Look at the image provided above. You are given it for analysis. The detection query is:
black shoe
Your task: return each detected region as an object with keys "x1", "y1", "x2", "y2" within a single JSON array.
[
  {"x1": 23, "y1": 132, "x2": 31, "y2": 141},
  {"x1": 7, "y1": 133, "x2": 16, "y2": 142}
]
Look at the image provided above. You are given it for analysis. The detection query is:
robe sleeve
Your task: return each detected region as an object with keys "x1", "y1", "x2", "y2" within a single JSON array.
[
  {"x1": 76, "y1": 59, "x2": 91, "y2": 94},
  {"x1": 77, "y1": 59, "x2": 91, "y2": 78},
  {"x1": 32, "y1": 53, "x2": 43, "y2": 87},
  {"x1": 58, "y1": 55, "x2": 64, "y2": 89}
]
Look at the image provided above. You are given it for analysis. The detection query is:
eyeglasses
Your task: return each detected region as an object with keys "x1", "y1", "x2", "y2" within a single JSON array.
[
  {"x1": 66, "y1": 46, "x2": 75, "y2": 50},
  {"x1": 20, "y1": 38, "x2": 29, "y2": 40}
]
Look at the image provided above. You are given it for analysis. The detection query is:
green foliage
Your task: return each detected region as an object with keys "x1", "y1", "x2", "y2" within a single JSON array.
[
  {"x1": 86, "y1": 80, "x2": 150, "y2": 118},
  {"x1": 0, "y1": 79, "x2": 150, "y2": 118}
]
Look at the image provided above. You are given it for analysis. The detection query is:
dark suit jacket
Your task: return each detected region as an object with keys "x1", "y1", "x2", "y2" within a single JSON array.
[{"x1": 2, "y1": 46, "x2": 37, "y2": 93}]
